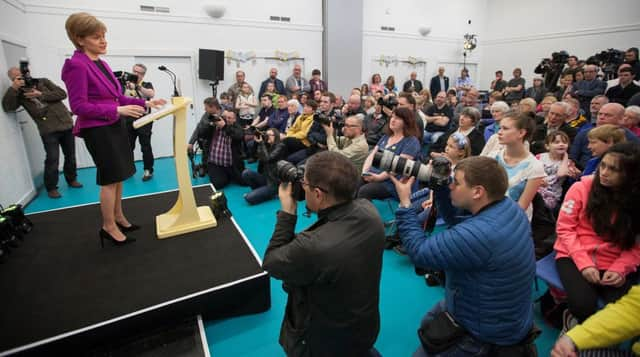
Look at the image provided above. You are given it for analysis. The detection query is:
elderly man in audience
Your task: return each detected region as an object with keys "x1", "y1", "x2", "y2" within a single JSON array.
[
  {"x1": 391, "y1": 156, "x2": 537, "y2": 356},
  {"x1": 570, "y1": 64, "x2": 606, "y2": 115},
  {"x1": 563, "y1": 97, "x2": 589, "y2": 132},
  {"x1": 588, "y1": 95, "x2": 609, "y2": 124},
  {"x1": 226, "y1": 70, "x2": 253, "y2": 104},
  {"x1": 570, "y1": 102, "x2": 640, "y2": 169},
  {"x1": 430, "y1": 66, "x2": 449, "y2": 96},
  {"x1": 531, "y1": 102, "x2": 578, "y2": 155},
  {"x1": 605, "y1": 66, "x2": 640, "y2": 106},
  {"x1": 323, "y1": 114, "x2": 369, "y2": 172},
  {"x1": 258, "y1": 67, "x2": 285, "y2": 98},
  {"x1": 402, "y1": 71, "x2": 423, "y2": 93},
  {"x1": 285, "y1": 64, "x2": 310, "y2": 96}
]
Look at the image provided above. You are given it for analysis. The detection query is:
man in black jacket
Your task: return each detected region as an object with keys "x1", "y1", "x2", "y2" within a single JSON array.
[
  {"x1": 263, "y1": 151, "x2": 385, "y2": 357},
  {"x1": 429, "y1": 66, "x2": 449, "y2": 96}
]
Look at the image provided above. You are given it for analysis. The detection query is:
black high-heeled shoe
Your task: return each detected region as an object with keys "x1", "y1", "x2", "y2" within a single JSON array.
[
  {"x1": 116, "y1": 222, "x2": 141, "y2": 233},
  {"x1": 99, "y1": 229, "x2": 136, "y2": 248}
]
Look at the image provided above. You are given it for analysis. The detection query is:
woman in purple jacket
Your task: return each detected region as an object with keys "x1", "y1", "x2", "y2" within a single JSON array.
[{"x1": 62, "y1": 13, "x2": 165, "y2": 247}]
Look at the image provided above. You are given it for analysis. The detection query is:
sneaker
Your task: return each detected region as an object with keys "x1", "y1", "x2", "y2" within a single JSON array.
[
  {"x1": 560, "y1": 309, "x2": 578, "y2": 335},
  {"x1": 68, "y1": 180, "x2": 83, "y2": 188},
  {"x1": 47, "y1": 189, "x2": 62, "y2": 199},
  {"x1": 142, "y1": 170, "x2": 153, "y2": 181}
]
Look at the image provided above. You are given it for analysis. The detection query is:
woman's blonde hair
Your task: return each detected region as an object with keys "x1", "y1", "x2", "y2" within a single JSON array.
[
  {"x1": 65, "y1": 12, "x2": 107, "y2": 49},
  {"x1": 588, "y1": 124, "x2": 626, "y2": 144}
]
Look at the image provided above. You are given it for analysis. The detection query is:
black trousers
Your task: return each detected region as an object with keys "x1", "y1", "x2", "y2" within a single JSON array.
[
  {"x1": 40, "y1": 129, "x2": 77, "y2": 191},
  {"x1": 127, "y1": 118, "x2": 154, "y2": 172},
  {"x1": 207, "y1": 164, "x2": 246, "y2": 190},
  {"x1": 556, "y1": 257, "x2": 636, "y2": 322}
]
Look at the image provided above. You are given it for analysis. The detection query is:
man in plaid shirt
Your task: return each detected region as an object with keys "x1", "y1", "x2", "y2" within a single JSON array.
[{"x1": 206, "y1": 110, "x2": 246, "y2": 189}]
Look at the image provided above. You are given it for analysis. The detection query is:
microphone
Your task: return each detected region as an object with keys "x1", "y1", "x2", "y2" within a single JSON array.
[{"x1": 158, "y1": 65, "x2": 180, "y2": 97}]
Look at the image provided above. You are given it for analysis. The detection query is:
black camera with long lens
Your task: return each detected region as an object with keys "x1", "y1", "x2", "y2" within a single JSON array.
[
  {"x1": 19, "y1": 59, "x2": 39, "y2": 89},
  {"x1": 371, "y1": 149, "x2": 451, "y2": 188},
  {"x1": 276, "y1": 160, "x2": 306, "y2": 201},
  {"x1": 113, "y1": 71, "x2": 139, "y2": 89},
  {"x1": 313, "y1": 112, "x2": 332, "y2": 126},
  {"x1": 377, "y1": 96, "x2": 398, "y2": 111}
]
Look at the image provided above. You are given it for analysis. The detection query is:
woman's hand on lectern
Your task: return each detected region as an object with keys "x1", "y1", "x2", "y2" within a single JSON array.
[
  {"x1": 146, "y1": 98, "x2": 167, "y2": 109},
  {"x1": 117, "y1": 105, "x2": 146, "y2": 118}
]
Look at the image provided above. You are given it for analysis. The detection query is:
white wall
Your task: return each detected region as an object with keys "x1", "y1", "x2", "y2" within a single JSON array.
[
  {"x1": 0, "y1": 0, "x2": 37, "y2": 206},
  {"x1": 480, "y1": 0, "x2": 640, "y2": 90},
  {"x1": 11, "y1": 0, "x2": 322, "y2": 167},
  {"x1": 362, "y1": 0, "x2": 487, "y2": 90}
]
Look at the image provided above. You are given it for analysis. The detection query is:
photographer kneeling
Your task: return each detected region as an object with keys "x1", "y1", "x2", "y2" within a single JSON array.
[
  {"x1": 390, "y1": 156, "x2": 538, "y2": 356},
  {"x1": 240, "y1": 128, "x2": 286, "y2": 205},
  {"x1": 263, "y1": 151, "x2": 385, "y2": 356}
]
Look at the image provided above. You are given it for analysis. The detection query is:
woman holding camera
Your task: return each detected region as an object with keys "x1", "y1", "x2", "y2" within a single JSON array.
[
  {"x1": 358, "y1": 107, "x2": 421, "y2": 200},
  {"x1": 62, "y1": 13, "x2": 165, "y2": 246},
  {"x1": 241, "y1": 128, "x2": 286, "y2": 205}
]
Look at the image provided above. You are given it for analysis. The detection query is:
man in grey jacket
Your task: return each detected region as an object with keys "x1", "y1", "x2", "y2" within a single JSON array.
[{"x1": 263, "y1": 151, "x2": 385, "y2": 357}]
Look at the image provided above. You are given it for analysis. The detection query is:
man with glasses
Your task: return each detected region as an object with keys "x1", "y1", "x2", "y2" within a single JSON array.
[
  {"x1": 531, "y1": 102, "x2": 577, "y2": 155},
  {"x1": 571, "y1": 64, "x2": 606, "y2": 117},
  {"x1": 263, "y1": 151, "x2": 385, "y2": 356},
  {"x1": 124, "y1": 63, "x2": 156, "y2": 181},
  {"x1": 322, "y1": 114, "x2": 369, "y2": 172}
]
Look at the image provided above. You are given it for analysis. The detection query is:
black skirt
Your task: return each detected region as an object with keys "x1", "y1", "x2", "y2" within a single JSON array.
[{"x1": 82, "y1": 118, "x2": 135, "y2": 186}]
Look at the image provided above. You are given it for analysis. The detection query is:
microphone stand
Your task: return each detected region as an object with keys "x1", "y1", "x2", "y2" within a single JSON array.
[{"x1": 159, "y1": 66, "x2": 180, "y2": 97}]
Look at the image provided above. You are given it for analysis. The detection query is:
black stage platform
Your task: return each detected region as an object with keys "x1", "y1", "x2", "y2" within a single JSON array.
[{"x1": 0, "y1": 185, "x2": 270, "y2": 356}]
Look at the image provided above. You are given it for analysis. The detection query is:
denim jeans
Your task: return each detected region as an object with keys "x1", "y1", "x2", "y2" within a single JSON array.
[
  {"x1": 41, "y1": 129, "x2": 77, "y2": 191},
  {"x1": 413, "y1": 300, "x2": 492, "y2": 357},
  {"x1": 241, "y1": 169, "x2": 276, "y2": 205}
]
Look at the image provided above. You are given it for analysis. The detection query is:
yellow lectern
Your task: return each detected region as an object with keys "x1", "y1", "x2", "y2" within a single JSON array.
[{"x1": 133, "y1": 97, "x2": 216, "y2": 239}]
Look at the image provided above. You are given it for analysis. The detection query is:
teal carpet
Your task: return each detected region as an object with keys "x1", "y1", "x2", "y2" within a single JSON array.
[{"x1": 25, "y1": 156, "x2": 558, "y2": 356}]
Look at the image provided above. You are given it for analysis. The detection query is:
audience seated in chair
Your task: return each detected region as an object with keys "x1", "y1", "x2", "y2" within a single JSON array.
[{"x1": 554, "y1": 142, "x2": 640, "y2": 324}]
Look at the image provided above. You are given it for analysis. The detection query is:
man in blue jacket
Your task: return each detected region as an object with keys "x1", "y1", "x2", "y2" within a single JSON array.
[{"x1": 390, "y1": 156, "x2": 537, "y2": 356}]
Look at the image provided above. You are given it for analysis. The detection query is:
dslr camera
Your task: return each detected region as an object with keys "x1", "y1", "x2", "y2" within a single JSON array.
[
  {"x1": 18, "y1": 59, "x2": 39, "y2": 89},
  {"x1": 378, "y1": 96, "x2": 398, "y2": 111},
  {"x1": 313, "y1": 112, "x2": 332, "y2": 126},
  {"x1": 276, "y1": 160, "x2": 306, "y2": 201},
  {"x1": 371, "y1": 149, "x2": 451, "y2": 188},
  {"x1": 113, "y1": 71, "x2": 139, "y2": 89},
  {"x1": 208, "y1": 113, "x2": 223, "y2": 123}
]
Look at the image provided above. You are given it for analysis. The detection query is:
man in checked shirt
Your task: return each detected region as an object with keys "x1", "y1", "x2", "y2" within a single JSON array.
[{"x1": 205, "y1": 110, "x2": 246, "y2": 189}]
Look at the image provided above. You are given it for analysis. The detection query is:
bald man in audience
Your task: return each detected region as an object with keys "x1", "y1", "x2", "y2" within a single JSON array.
[
  {"x1": 258, "y1": 67, "x2": 285, "y2": 98},
  {"x1": 402, "y1": 71, "x2": 423, "y2": 93},
  {"x1": 285, "y1": 64, "x2": 310, "y2": 96},
  {"x1": 570, "y1": 103, "x2": 640, "y2": 169}
]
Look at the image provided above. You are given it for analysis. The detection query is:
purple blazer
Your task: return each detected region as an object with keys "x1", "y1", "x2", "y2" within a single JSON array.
[{"x1": 61, "y1": 50, "x2": 145, "y2": 136}]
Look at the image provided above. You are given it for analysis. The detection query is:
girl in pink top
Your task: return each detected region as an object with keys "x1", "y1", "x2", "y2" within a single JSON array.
[{"x1": 554, "y1": 142, "x2": 640, "y2": 322}]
